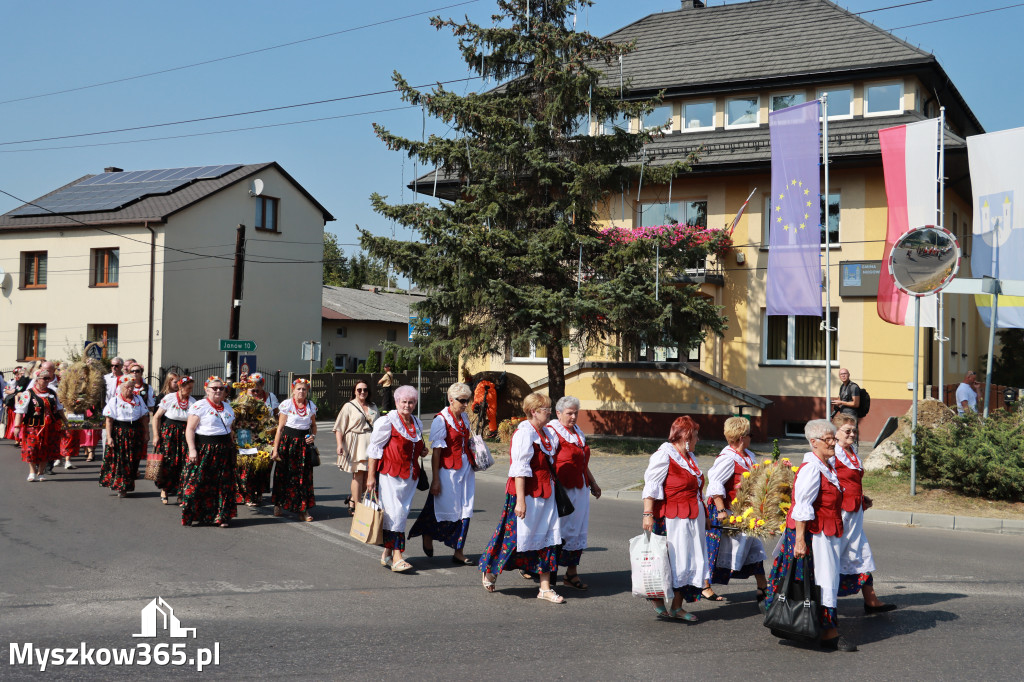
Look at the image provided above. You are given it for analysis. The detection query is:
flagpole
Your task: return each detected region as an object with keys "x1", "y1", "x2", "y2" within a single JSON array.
[
  {"x1": 938, "y1": 107, "x2": 946, "y2": 400},
  {"x1": 911, "y1": 295, "x2": 920, "y2": 496},
  {"x1": 822, "y1": 94, "x2": 832, "y2": 415}
]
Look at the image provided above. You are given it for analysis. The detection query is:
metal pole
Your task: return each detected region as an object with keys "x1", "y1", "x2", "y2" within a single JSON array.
[
  {"x1": 655, "y1": 245, "x2": 660, "y2": 301},
  {"x1": 984, "y1": 288, "x2": 999, "y2": 419},
  {"x1": 822, "y1": 94, "x2": 832, "y2": 414},
  {"x1": 417, "y1": 355, "x2": 422, "y2": 423},
  {"x1": 911, "y1": 296, "x2": 921, "y2": 496},
  {"x1": 938, "y1": 107, "x2": 946, "y2": 397},
  {"x1": 228, "y1": 223, "x2": 246, "y2": 385}
]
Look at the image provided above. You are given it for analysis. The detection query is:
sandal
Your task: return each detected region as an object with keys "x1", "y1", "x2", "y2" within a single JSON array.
[
  {"x1": 301, "y1": 512, "x2": 314, "y2": 522},
  {"x1": 519, "y1": 569, "x2": 535, "y2": 580},
  {"x1": 345, "y1": 497, "x2": 356, "y2": 513},
  {"x1": 161, "y1": 493, "x2": 169, "y2": 505},
  {"x1": 671, "y1": 608, "x2": 698, "y2": 622},
  {"x1": 380, "y1": 551, "x2": 392, "y2": 568},
  {"x1": 654, "y1": 604, "x2": 670, "y2": 619},
  {"x1": 273, "y1": 506, "x2": 284, "y2": 517},
  {"x1": 701, "y1": 588, "x2": 725, "y2": 602},
  {"x1": 391, "y1": 559, "x2": 413, "y2": 573},
  {"x1": 562, "y1": 574, "x2": 589, "y2": 591},
  {"x1": 537, "y1": 588, "x2": 565, "y2": 604},
  {"x1": 482, "y1": 573, "x2": 496, "y2": 592}
]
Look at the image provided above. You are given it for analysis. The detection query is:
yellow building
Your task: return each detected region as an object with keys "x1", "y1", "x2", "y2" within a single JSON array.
[{"x1": 431, "y1": 0, "x2": 987, "y2": 441}]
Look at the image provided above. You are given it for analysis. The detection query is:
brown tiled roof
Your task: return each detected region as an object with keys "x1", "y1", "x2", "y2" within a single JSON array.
[{"x1": 0, "y1": 162, "x2": 334, "y2": 231}]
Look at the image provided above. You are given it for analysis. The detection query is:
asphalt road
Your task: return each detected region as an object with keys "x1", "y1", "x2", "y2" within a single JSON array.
[{"x1": 1, "y1": 442, "x2": 1022, "y2": 680}]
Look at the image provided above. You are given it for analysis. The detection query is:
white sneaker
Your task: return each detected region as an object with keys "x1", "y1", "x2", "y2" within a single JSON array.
[
  {"x1": 27, "y1": 473, "x2": 35, "y2": 482},
  {"x1": 65, "y1": 463, "x2": 77, "y2": 470},
  {"x1": 36, "y1": 475, "x2": 46, "y2": 482}
]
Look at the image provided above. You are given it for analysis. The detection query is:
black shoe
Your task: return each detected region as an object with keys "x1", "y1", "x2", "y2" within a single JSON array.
[
  {"x1": 820, "y1": 635, "x2": 858, "y2": 652},
  {"x1": 422, "y1": 539, "x2": 434, "y2": 558},
  {"x1": 864, "y1": 602, "x2": 897, "y2": 614},
  {"x1": 44, "y1": 465, "x2": 55, "y2": 476}
]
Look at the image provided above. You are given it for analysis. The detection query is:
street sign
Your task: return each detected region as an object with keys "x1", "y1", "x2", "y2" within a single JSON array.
[
  {"x1": 408, "y1": 316, "x2": 431, "y2": 342},
  {"x1": 219, "y1": 339, "x2": 257, "y2": 352},
  {"x1": 239, "y1": 354, "x2": 257, "y2": 378},
  {"x1": 301, "y1": 341, "x2": 321, "y2": 362}
]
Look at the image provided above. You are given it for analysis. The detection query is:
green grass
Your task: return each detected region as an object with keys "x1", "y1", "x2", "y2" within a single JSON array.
[{"x1": 587, "y1": 436, "x2": 719, "y2": 457}]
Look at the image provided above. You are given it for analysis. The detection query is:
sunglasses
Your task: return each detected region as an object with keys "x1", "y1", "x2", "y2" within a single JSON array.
[
  {"x1": 209, "y1": 386, "x2": 225, "y2": 391},
  {"x1": 455, "y1": 397, "x2": 470, "y2": 404},
  {"x1": 111, "y1": 364, "x2": 123, "y2": 368},
  {"x1": 356, "y1": 388, "x2": 368, "y2": 393},
  {"x1": 131, "y1": 369, "x2": 143, "y2": 374}
]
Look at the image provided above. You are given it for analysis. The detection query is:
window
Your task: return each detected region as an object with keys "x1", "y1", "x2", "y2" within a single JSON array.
[
  {"x1": 334, "y1": 354, "x2": 348, "y2": 370},
  {"x1": 763, "y1": 311, "x2": 838, "y2": 366},
  {"x1": 21, "y1": 251, "x2": 47, "y2": 288},
  {"x1": 951, "y1": 211, "x2": 959, "y2": 244},
  {"x1": 255, "y1": 196, "x2": 279, "y2": 231},
  {"x1": 335, "y1": 326, "x2": 347, "y2": 337},
  {"x1": 91, "y1": 248, "x2": 119, "y2": 286},
  {"x1": 962, "y1": 220, "x2": 971, "y2": 257},
  {"x1": 771, "y1": 92, "x2": 806, "y2": 111},
  {"x1": 640, "y1": 200, "x2": 707, "y2": 228},
  {"x1": 511, "y1": 338, "x2": 570, "y2": 362},
  {"x1": 726, "y1": 96, "x2": 759, "y2": 128},
  {"x1": 950, "y1": 317, "x2": 957, "y2": 355},
  {"x1": 642, "y1": 104, "x2": 674, "y2": 132},
  {"x1": 20, "y1": 324, "x2": 46, "y2": 361},
  {"x1": 865, "y1": 82, "x2": 903, "y2": 116},
  {"x1": 682, "y1": 101, "x2": 715, "y2": 131},
  {"x1": 817, "y1": 86, "x2": 853, "y2": 119},
  {"x1": 762, "y1": 193, "x2": 840, "y2": 246},
  {"x1": 600, "y1": 112, "x2": 630, "y2": 135},
  {"x1": 87, "y1": 324, "x2": 118, "y2": 359},
  {"x1": 962, "y1": 321, "x2": 967, "y2": 358},
  {"x1": 386, "y1": 329, "x2": 397, "y2": 342}
]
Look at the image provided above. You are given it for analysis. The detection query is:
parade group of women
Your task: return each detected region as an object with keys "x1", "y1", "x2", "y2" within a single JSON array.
[{"x1": 4, "y1": 366, "x2": 892, "y2": 651}]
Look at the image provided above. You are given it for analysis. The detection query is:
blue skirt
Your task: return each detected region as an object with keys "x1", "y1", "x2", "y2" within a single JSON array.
[
  {"x1": 409, "y1": 494, "x2": 471, "y2": 551},
  {"x1": 478, "y1": 494, "x2": 557, "y2": 576}
]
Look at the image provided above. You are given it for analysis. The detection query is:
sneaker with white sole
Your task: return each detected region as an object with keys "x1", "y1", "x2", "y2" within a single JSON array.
[
  {"x1": 65, "y1": 464, "x2": 77, "y2": 470},
  {"x1": 27, "y1": 473, "x2": 36, "y2": 482}
]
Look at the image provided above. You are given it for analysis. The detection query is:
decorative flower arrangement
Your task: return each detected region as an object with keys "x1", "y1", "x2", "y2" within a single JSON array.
[
  {"x1": 230, "y1": 387, "x2": 278, "y2": 504},
  {"x1": 599, "y1": 223, "x2": 733, "y2": 258},
  {"x1": 724, "y1": 457, "x2": 795, "y2": 539}
]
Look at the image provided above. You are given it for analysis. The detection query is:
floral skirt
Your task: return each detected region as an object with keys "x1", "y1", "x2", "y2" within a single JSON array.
[
  {"x1": 4, "y1": 407, "x2": 20, "y2": 442},
  {"x1": 21, "y1": 423, "x2": 60, "y2": 464},
  {"x1": 154, "y1": 420, "x2": 187, "y2": 494},
  {"x1": 408, "y1": 494, "x2": 471, "y2": 551},
  {"x1": 99, "y1": 422, "x2": 140, "y2": 493},
  {"x1": 235, "y1": 462, "x2": 270, "y2": 505},
  {"x1": 271, "y1": 431, "x2": 316, "y2": 513},
  {"x1": 478, "y1": 493, "x2": 558, "y2": 576},
  {"x1": 651, "y1": 517, "x2": 704, "y2": 603},
  {"x1": 705, "y1": 500, "x2": 765, "y2": 585},
  {"x1": 383, "y1": 530, "x2": 406, "y2": 551},
  {"x1": 839, "y1": 572, "x2": 873, "y2": 597},
  {"x1": 180, "y1": 436, "x2": 237, "y2": 526},
  {"x1": 59, "y1": 428, "x2": 81, "y2": 459},
  {"x1": 766, "y1": 527, "x2": 838, "y2": 629}
]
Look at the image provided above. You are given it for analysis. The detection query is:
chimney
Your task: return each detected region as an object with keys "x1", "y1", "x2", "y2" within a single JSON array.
[
  {"x1": 104, "y1": 166, "x2": 123, "y2": 173},
  {"x1": 681, "y1": 0, "x2": 705, "y2": 8}
]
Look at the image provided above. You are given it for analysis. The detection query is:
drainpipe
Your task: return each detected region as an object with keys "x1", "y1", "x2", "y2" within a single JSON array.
[{"x1": 145, "y1": 221, "x2": 156, "y2": 384}]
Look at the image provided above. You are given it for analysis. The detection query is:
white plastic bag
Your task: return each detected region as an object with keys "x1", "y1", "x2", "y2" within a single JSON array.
[
  {"x1": 469, "y1": 434, "x2": 494, "y2": 472},
  {"x1": 629, "y1": 532, "x2": 674, "y2": 600}
]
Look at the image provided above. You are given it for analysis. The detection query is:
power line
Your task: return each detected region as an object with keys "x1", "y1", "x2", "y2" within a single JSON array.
[
  {"x1": 859, "y1": 0, "x2": 934, "y2": 13},
  {"x1": 0, "y1": 1, "x2": 484, "y2": 106},
  {"x1": 888, "y1": 1, "x2": 1024, "y2": 29}
]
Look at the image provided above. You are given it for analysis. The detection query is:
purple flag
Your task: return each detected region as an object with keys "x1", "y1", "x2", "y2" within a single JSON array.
[{"x1": 766, "y1": 100, "x2": 822, "y2": 317}]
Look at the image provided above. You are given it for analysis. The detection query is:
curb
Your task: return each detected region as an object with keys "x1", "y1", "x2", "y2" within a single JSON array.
[{"x1": 864, "y1": 508, "x2": 1024, "y2": 535}]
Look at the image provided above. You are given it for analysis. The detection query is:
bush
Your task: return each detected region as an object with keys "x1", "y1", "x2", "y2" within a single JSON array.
[
  {"x1": 356, "y1": 362, "x2": 366, "y2": 373},
  {"x1": 900, "y1": 409, "x2": 1024, "y2": 501},
  {"x1": 365, "y1": 350, "x2": 380, "y2": 373},
  {"x1": 318, "y1": 359, "x2": 335, "y2": 373}
]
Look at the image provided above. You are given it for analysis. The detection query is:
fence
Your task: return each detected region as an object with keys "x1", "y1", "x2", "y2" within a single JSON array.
[
  {"x1": 935, "y1": 382, "x2": 1021, "y2": 413},
  {"x1": 290, "y1": 371, "x2": 459, "y2": 420},
  {"x1": 158, "y1": 364, "x2": 287, "y2": 397}
]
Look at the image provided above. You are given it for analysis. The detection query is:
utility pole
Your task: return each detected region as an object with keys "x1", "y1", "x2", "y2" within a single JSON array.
[{"x1": 227, "y1": 223, "x2": 246, "y2": 385}]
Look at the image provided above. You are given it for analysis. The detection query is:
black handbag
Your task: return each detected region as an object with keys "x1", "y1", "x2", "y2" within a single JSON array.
[
  {"x1": 763, "y1": 555, "x2": 823, "y2": 642},
  {"x1": 417, "y1": 464, "x2": 430, "y2": 491},
  {"x1": 309, "y1": 443, "x2": 321, "y2": 467},
  {"x1": 546, "y1": 458, "x2": 575, "y2": 518}
]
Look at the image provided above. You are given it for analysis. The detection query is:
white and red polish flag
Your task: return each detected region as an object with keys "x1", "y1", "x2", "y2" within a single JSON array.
[{"x1": 877, "y1": 118, "x2": 940, "y2": 327}]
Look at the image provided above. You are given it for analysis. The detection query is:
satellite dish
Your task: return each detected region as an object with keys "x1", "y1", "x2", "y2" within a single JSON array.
[
  {"x1": 888, "y1": 225, "x2": 961, "y2": 296},
  {"x1": 249, "y1": 178, "x2": 264, "y2": 197},
  {"x1": 0, "y1": 266, "x2": 9, "y2": 297}
]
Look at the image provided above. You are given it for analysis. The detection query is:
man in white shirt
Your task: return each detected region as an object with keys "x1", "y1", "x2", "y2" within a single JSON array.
[
  {"x1": 104, "y1": 357, "x2": 125, "y2": 402},
  {"x1": 955, "y1": 370, "x2": 978, "y2": 415}
]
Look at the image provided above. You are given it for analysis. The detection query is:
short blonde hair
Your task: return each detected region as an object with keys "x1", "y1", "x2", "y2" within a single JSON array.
[
  {"x1": 522, "y1": 392, "x2": 551, "y2": 418},
  {"x1": 723, "y1": 416, "x2": 750, "y2": 444},
  {"x1": 447, "y1": 382, "x2": 472, "y2": 401},
  {"x1": 832, "y1": 413, "x2": 857, "y2": 428}
]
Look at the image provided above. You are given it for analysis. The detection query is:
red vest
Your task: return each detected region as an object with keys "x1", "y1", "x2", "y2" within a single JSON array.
[
  {"x1": 505, "y1": 442, "x2": 553, "y2": 499},
  {"x1": 718, "y1": 449, "x2": 752, "y2": 502},
  {"x1": 376, "y1": 425, "x2": 424, "y2": 480},
  {"x1": 653, "y1": 456, "x2": 703, "y2": 520},
  {"x1": 553, "y1": 427, "x2": 590, "y2": 489},
  {"x1": 786, "y1": 462, "x2": 844, "y2": 537},
  {"x1": 438, "y1": 411, "x2": 469, "y2": 470},
  {"x1": 834, "y1": 448, "x2": 864, "y2": 513}
]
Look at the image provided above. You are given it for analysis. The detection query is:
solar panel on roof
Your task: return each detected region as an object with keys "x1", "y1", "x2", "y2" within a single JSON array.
[{"x1": 8, "y1": 164, "x2": 242, "y2": 217}]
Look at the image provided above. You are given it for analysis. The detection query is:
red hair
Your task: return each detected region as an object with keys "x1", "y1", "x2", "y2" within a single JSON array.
[{"x1": 668, "y1": 416, "x2": 698, "y2": 444}]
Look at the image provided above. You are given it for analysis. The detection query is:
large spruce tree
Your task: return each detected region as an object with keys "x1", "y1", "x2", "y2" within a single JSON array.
[{"x1": 360, "y1": 0, "x2": 728, "y2": 403}]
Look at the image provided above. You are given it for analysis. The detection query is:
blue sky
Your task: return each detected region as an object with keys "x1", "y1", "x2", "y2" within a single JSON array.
[{"x1": 1, "y1": 0, "x2": 1021, "y2": 262}]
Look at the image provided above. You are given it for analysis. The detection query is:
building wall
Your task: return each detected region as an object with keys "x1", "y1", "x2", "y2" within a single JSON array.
[
  {"x1": 159, "y1": 167, "x2": 326, "y2": 376},
  {"x1": 0, "y1": 224, "x2": 157, "y2": 370},
  {"x1": 321, "y1": 318, "x2": 412, "y2": 372}
]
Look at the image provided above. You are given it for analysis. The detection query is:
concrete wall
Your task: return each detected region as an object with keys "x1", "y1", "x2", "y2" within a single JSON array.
[{"x1": 160, "y1": 166, "x2": 326, "y2": 375}]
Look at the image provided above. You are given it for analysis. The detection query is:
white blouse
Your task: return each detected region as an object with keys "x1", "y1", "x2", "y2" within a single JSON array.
[
  {"x1": 279, "y1": 398, "x2": 317, "y2": 430},
  {"x1": 429, "y1": 407, "x2": 472, "y2": 450},
  {"x1": 705, "y1": 446, "x2": 756, "y2": 499},
  {"x1": 508, "y1": 419, "x2": 554, "y2": 478},
  {"x1": 833, "y1": 444, "x2": 862, "y2": 471},
  {"x1": 641, "y1": 442, "x2": 702, "y2": 501},
  {"x1": 158, "y1": 393, "x2": 196, "y2": 421},
  {"x1": 791, "y1": 452, "x2": 843, "y2": 522},
  {"x1": 367, "y1": 411, "x2": 423, "y2": 460},
  {"x1": 189, "y1": 399, "x2": 235, "y2": 436},
  {"x1": 102, "y1": 395, "x2": 148, "y2": 422},
  {"x1": 16, "y1": 388, "x2": 64, "y2": 415},
  {"x1": 260, "y1": 391, "x2": 280, "y2": 412}
]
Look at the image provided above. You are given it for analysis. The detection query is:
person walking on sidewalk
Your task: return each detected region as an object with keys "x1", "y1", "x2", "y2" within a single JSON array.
[
  {"x1": 99, "y1": 376, "x2": 149, "y2": 497},
  {"x1": 377, "y1": 364, "x2": 395, "y2": 413},
  {"x1": 333, "y1": 380, "x2": 378, "y2": 512},
  {"x1": 831, "y1": 368, "x2": 861, "y2": 419},
  {"x1": 270, "y1": 378, "x2": 318, "y2": 522}
]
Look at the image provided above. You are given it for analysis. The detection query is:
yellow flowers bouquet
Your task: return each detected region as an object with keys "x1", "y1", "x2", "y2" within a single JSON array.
[{"x1": 724, "y1": 457, "x2": 796, "y2": 540}]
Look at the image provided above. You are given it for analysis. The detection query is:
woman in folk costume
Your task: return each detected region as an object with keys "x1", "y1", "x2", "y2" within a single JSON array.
[
  {"x1": 5, "y1": 366, "x2": 30, "y2": 443},
  {"x1": 151, "y1": 375, "x2": 196, "y2": 505},
  {"x1": 366, "y1": 385, "x2": 425, "y2": 573},
  {"x1": 13, "y1": 368, "x2": 67, "y2": 482},
  {"x1": 247, "y1": 373, "x2": 279, "y2": 418},
  {"x1": 704, "y1": 416, "x2": 769, "y2": 607},
  {"x1": 641, "y1": 415, "x2": 710, "y2": 621},
  {"x1": 549, "y1": 395, "x2": 601, "y2": 591},
  {"x1": 99, "y1": 375, "x2": 149, "y2": 497},
  {"x1": 766, "y1": 419, "x2": 856, "y2": 652},
  {"x1": 271, "y1": 378, "x2": 318, "y2": 522},
  {"x1": 180, "y1": 377, "x2": 237, "y2": 527},
  {"x1": 479, "y1": 392, "x2": 564, "y2": 604},
  {"x1": 832, "y1": 414, "x2": 896, "y2": 613},
  {"x1": 409, "y1": 382, "x2": 476, "y2": 565}
]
